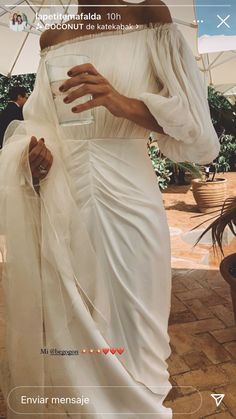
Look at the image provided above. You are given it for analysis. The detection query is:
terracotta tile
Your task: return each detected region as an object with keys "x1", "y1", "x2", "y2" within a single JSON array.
[
  {"x1": 210, "y1": 305, "x2": 235, "y2": 327},
  {"x1": 199, "y1": 276, "x2": 225, "y2": 290},
  {"x1": 164, "y1": 390, "x2": 202, "y2": 416},
  {"x1": 0, "y1": 392, "x2": 6, "y2": 419},
  {"x1": 173, "y1": 365, "x2": 229, "y2": 395},
  {"x1": 213, "y1": 287, "x2": 232, "y2": 300},
  {"x1": 175, "y1": 333, "x2": 231, "y2": 365},
  {"x1": 205, "y1": 277, "x2": 227, "y2": 289},
  {"x1": 211, "y1": 327, "x2": 236, "y2": 343},
  {"x1": 170, "y1": 318, "x2": 225, "y2": 334},
  {"x1": 179, "y1": 277, "x2": 205, "y2": 291},
  {"x1": 182, "y1": 351, "x2": 212, "y2": 370},
  {"x1": 168, "y1": 354, "x2": 190, "y2": 375},
  {"x1": 169, "y1": 310, "x2": 197, "y2": 325},
  {"x1": 223, "y1": 342, "x2": 236, "y2": 359},
  {"x1": 171, "y1": 277, "x2": 188, "y2": 292},
  {"x1": 195, "y1": 333, "x2": 232, "y2": 364},
  {"x1": 177, "y1": 289, "x2": 219, "y2": 302},
  {"x1": 169, "y1": 329, "x2": 198, "y2": 354},
  {"x1": 186, "y1": 299, "x2": 214, "y2": 320},
  {"x1": 170, "y1": 295, "x2": 188, "y2": 313},
  {"x1": 206, "y1": 412, "x2": 234, "y2": 418},
  {"x1": 220, "y1": 363, "x2": 236, "y2": 383},
  {"x1": 201, "y1": 293, "x2": 229, "y2": 307},
  {"x1": 172, "y1": 282, "x2": 189, "y2": 293}
]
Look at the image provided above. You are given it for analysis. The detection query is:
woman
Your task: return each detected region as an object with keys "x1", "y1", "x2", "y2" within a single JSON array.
[
  {"x1": 16, "y1": 14, "x2": 26, "y2": 32},
  {"x1": 0, "y1": 0, "x2": 220, "y2": 418},
  {"x1": 9, "y1": 12, "x2": 18, "y2": 32}
]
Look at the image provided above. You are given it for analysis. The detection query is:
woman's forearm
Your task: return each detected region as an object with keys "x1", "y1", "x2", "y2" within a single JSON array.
[{"x1": 119, "y1": 96, "x2": 165, "y2": 134}]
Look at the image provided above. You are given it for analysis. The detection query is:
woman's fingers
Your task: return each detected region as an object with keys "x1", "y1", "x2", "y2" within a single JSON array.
[
  {"x1": 32, "y1": 149, "x2": 53, "y2": 179},
  {"x1": 71, "y1": 96, "x2": 105, "y2": 114},
  {"x1": 60, "y1": 74, "x2": 102, "y2": 92},
  {"x1": 63, "y1": 83, "x2": 106, "y2": 104},
  {"x1": 39, "y1": 148, "x2": 53, "y2": 171},
  {"x1": 29, "y1": 138, "x2": 46, "y2": 164},
  {"x1": 29, "y1": 136, "x2": 38, "y2": 151},
  {"x1": 59, "y1": 64, "x2": 100, "y2": 92},
  {"x1": 39, "y1": 150, "x2": 53, "y2": 179},
  {"x1": 30, "y1": 145, "x2": 47, "y2": 172},
  {"x1": 27, "y1": 136, "x2": 53, "y2": 179},
  {"x1": 67, "y1": 63, "x2": 100, "y2": 78}
]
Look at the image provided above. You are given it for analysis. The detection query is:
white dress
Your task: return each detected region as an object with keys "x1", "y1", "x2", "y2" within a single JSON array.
[{"x1": 0, "y1": 23, "x2": 220, "y2": 418}]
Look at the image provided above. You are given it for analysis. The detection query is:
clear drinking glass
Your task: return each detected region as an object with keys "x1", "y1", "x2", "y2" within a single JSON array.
[{"x1": 46, "y1": 54, "x2": 94, "y2": 126}]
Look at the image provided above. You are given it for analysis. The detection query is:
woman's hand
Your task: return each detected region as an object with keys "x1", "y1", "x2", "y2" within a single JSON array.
[
  {"x1": 59, "y1": 63, "x2": 129, "y2": 118},
  {"x1": 59, "y1": 63, "x2": 164, "y2": 133},
  {"x1": 28, "y1": 136, "x2": 53, "y2": 183}
]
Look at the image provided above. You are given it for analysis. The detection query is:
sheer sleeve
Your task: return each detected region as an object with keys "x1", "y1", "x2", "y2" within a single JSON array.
[
  {"x1": 138, "y1": 23, "x2": 220, "y2": 164},
  {"x1": 0, "y1": 59, "x2": 111, "y2": 402}
]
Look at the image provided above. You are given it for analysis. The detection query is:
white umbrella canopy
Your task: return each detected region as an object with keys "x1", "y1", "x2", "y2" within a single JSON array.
[
  {"x1": 0, "y1": 4, "x2": 39, "y2": 76},
  {"x1": 0, "y1": 0, "x2": 71, "y2": 75},
  {"x1": 165, "y1": 0, "x2": 236, "y2": 96},
  {"x1": 0, "y1": 0, "x2": 235, "y2": 96},
  {"x1": 200, "y1": 51, "x2": 236, "y2": 95}
]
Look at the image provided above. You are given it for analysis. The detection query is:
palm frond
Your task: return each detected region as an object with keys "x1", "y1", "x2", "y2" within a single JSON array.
[
  {"x1": 192, "y1": 196, "x2": 236, "y2": 255},
  {"x1": 166, "y1": 160, "x2": 203, "y2": 179}
]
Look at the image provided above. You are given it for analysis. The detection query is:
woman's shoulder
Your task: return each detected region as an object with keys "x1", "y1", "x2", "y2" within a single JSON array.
[
  {"x1": 144, "y1": 0, "x2": 172, "y2": 24},
  {"x1": 40, "y1": 28, "x2": 60, "y2": 51}
]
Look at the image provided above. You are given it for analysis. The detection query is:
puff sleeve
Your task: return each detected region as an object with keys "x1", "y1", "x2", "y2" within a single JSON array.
[{"x1": 138, "y1": 24, "x2": 220, "y2": 164}]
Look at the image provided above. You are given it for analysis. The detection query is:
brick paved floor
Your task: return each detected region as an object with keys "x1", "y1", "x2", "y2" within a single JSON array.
[
  {"x1": 0, "y1": 173, "x2": 235, "y2": 418},
  {"x1": 163, "y1": 172, "x2": 236, "y2": 418}
]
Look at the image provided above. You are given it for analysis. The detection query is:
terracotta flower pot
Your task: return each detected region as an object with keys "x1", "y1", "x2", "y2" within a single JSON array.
[
  {"x1": 220, "y1": 254, "x2": 236, "y2": 322},
  {"x1": 191, "y1": 177, "x2": 227, "y2": 213}
]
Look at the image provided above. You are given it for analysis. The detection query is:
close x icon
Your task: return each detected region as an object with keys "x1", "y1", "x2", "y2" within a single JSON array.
[{"x1": 217, "y1": 14, "x2": 231, "y2": 29}]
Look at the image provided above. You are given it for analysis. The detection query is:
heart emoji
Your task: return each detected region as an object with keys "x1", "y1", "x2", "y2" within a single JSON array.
[
  {"x1": 110, "y1": 348, "x2": 117, "y2": 354},
  {"x1": 102, "y1": 348, "x2": 110, "y2": 354},
  {"x1": 117, "y1": 348, "x2": 124, "y2": 355}
]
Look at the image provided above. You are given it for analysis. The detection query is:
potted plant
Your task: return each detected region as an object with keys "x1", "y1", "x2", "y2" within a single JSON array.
[
  {"x1": 170, "y1": 161, "x2": 203, "y2": 185},
  {"x1": 208, "y1": 86, "x2": 236, "y2": 138},
  {"x1": 147, "y1": 138, "x2": 202, "y2": 190},
  {"x1": 191, "y1": 87, "x2": 235, "y2": 213},
  {"x1": 191, "y1": 128, "x2": 234, "y2": 214},
  {"x1": 147, "y1": 140, "x2": 172, "y2": 191},
  {"x1": 220, "y1": 254, "x2": 236, "y2": 322},
  {"x1": 194, "y1": 196, "x2": 236, "y2": 321},
  {"x1": 191, "y1": 162, "x2": 228, "y2": 213}
]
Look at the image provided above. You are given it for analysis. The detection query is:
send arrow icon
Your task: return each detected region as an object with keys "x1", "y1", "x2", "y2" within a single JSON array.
[{"x1": 211, "y1": 394, "x2": 225, "y2": 407}]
